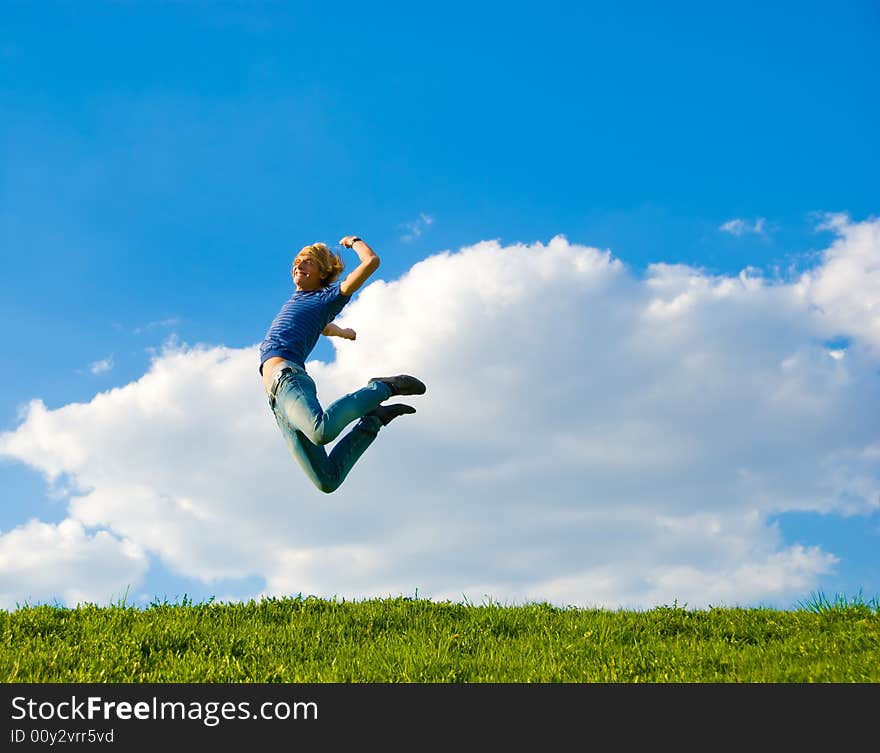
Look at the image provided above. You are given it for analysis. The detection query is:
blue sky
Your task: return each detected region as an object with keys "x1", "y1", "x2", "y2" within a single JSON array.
[{"x1": 1, "y1": 1, "x2": 878, "y2": 610}]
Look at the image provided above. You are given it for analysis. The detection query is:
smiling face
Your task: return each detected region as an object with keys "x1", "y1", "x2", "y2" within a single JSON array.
[
  {"x1": 292, "y1": 252, "x2": 324, "y2": 291},
  {"x1": 290, "y1": 243, "x2": 344, "y2": 291}
]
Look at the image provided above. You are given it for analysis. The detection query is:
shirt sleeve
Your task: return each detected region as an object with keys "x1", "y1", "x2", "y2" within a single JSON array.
[{"x1": 322, "y1": 284, "x2": 351, "y2": 321}]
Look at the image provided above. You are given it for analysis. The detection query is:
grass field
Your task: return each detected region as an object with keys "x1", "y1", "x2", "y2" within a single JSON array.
[{"x1": 2, "y1": 592, "x2": 878, "y2": 682}]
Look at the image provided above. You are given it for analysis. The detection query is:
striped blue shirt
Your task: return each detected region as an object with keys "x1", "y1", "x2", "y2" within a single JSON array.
[{"x1": 259, "y1": 284, "x2": 351, "y2": 372}]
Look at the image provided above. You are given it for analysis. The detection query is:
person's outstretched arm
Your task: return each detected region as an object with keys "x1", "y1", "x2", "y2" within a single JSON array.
[
  {"x1": 338, "y1": 235, "x2": 380, "y2": 296},
  {"x1": 322, "y1": 322, "x2": 356, "y2": 340}
]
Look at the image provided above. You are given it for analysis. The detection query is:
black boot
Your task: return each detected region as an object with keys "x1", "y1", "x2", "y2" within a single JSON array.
[
  {"x1": 369, "y1": 375, "x2": 426, "y2": 396},
  {"x1": 366, "y1": 403, "x2": 416, "y2": 426}
]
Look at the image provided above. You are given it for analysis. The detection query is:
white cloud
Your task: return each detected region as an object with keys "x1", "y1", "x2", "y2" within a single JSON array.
[
  {"x1": 1, "y1": 218, "x2": 879, "y2": 610},
  {"x1": 133, "y1": 317, "x2": 181, "y2": 335},
  {"x1": 795, "y1": 212, "x2": 880, "y2": 354},
  {"x1": 720, "y1": 217, "x2": 767, "y2": 236},
  {"x1": 400, "y1": 212, "x2": 434, "y2": 242},
  {"x1": 89, "y1": 356, "x2": 114, "y2": 375},
  {"x1": 0, "y1": 519, "x2": 147, "y2": 609}
]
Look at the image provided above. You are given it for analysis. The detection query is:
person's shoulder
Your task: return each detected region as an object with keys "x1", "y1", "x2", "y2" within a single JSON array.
[{"x1": 321, "y1": 282, "x2": 350, "y2": 300}]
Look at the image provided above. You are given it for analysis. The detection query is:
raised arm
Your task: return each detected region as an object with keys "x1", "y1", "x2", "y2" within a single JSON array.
[{"x1": 338, "y1": 236, "x2": 380, "y2": 296}]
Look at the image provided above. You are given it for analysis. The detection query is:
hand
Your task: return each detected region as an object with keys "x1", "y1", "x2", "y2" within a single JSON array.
[
  {"x1": 339, "y1": 235, "x2": 361, "y2": 249},
  {"x1": 338, "y1": 328, "x2": 357, "y2": 340}
]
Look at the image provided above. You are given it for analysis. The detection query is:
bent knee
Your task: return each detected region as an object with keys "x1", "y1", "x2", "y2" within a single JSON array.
[
  {"x1": 317, "y1": 479, "x2": 340, "y2": 494},
  {"x1": 302, "y1": 424, "x2": 332, "y2": 445}
]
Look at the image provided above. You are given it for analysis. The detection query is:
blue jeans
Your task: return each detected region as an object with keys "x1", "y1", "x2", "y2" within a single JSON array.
[{"x1": 266, "y1": 361, "x2": 392, "y2": 493}]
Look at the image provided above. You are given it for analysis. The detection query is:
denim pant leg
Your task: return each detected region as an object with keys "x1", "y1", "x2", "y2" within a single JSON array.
[
  {"x1": 274, "y1": 412, "x2": 383, "y2": 494},
  {"x1": 274, "y1": 369, "x2": 392, "y2": 445}
]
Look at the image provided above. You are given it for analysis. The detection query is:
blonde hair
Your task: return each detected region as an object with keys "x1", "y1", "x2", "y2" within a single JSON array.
[{"x1": 292, "y1": 242, "x2": 345, "y2": 286}]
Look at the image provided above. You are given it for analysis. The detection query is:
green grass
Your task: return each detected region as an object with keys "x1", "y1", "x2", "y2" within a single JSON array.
[{"x1": 2, "y1": 592, "x2": 878, "y2": 682}]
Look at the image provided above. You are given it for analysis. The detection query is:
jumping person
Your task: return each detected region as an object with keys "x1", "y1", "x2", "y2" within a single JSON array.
[{"x1": 259, "y1": 235, "x2": 426, "y2": 493}]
